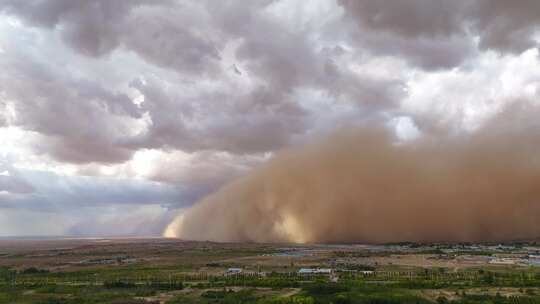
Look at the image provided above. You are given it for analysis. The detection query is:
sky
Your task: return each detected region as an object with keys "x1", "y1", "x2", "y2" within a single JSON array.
[{"x1": 0, "y1": 0, "x2": 539, "y2": 237}]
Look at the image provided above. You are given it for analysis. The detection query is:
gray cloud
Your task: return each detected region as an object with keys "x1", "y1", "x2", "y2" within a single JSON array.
[
  {"x1": 0, "y1": 101, "x2": 7, "y2": 127},
  {"x1": 122, "y1": 3, "x2": 223, "y2": 76},
  {"x1": 0, "y1": 165, "x2": 189, "y2": 236},
  {"x1": 0, "y1": 0, "x2": 222, "y2": 75},
  {"x1": 339, "y1": 0, "x2": 540, "y2": 69},
  {"x1": 0, "y1": 0, "x2": 143, "y2": 56},
  {"x1": 65, "y1": 204, "x2": 176, "y2": 237},
  {"x1": 0, "y1": 27, "x2": 143, "y2": 164},
  {"x1": 338, "y1": 0, "x2": 467, "y2": 39},
  {"x1": 469, "y1": 0, "x2": 540, "y2": 53},
  {"x1": 0, "y1": 173, "x2": 34, "y2": 194},
  {"x1": 149, "y1": 151, "x2": 267, "y2": 203},
  {"x1": 128, "y1": 77, "x2": 311, "y2": 154},
  {"x1": 0, "y1": 0, "x2": 414, "y2": 162},
  {"x1": 353, "y1": 30, "x2": 477, "y2": 70},
  {"x1": 1, "y1": 0, "x2": 538, "y2": 161},
  {"x1": 321, "y1": 58, "x2": 407, "y2": 110},
  {"x1": 0, "y1": 169, "x2": 183, "y2": 209}
]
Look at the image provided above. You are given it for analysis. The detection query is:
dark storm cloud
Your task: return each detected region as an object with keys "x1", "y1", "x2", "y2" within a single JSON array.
[
  {"x1": 0, "y1": 0, "x2": 222, "y2": 75},
  {"x1": 0, "y1": 0, "x2": 144, "y2": 56},
  {"x1": 122, "y1": 3, "x2": 223, "y2": 76},
  {"x1": 0, "y1": 44, "x2": 140, "y2": 164},
  {"x1": 128, "y1": 77, "x2": 310, "y2": 154},
  {"x1": 1, "y1": 0, "x2": 411, "y2": 163},
  {"x1": 1, "y1": 0, "x2": 538, "y2": 164},
  {"x1": 336, "y1": 0, "x2": 475, "y2": 69},
  {"x1": 338, "y1": 0, "x2": 540, "y2": 69},
  {"x1": 469, "y1": 0, "x2": 540, "y2": 53},
  {"x1": 352, "y1": 30, "x2": 477, "y2": 70},
  {"x1": 214, "y1": 1, "x2": 407, "y2": 107},
  {"x1": 338, "y1": 0, "x2": 467, "y2": 39}
]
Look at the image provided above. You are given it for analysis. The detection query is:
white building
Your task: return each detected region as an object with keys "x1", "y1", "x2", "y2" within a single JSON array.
[
  {"x1": 298, "y1": 268, "x2": 332, "y2": 275},
  {"x1": 488, "y1": 258, "x2": 517, "y2": 265},
  {"x1": 226, "y1": 268, "x2": 243, "y2": 274}
]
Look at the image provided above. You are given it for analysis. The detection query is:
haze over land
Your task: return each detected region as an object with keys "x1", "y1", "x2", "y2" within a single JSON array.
[{"x1": 1, "y1": 0, "x2": 540, "y2": 241}]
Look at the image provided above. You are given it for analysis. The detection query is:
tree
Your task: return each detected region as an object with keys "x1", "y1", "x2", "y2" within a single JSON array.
[{"x1": 436, "y1": 296, "x2": 448, "y2": 304}]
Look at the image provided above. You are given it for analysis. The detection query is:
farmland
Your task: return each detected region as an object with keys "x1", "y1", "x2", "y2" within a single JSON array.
[{"x1": 0, "y1": 238, "x2": 539, "y2": 303}]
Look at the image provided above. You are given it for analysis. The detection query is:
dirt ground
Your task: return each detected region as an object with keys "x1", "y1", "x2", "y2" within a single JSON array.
[
  {"x1": 419, "y1": 287, "x2": 540, "y2": 302},
  {"x1": 136, "y1": 287, "x2": 301, "y2": 304}
]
